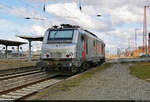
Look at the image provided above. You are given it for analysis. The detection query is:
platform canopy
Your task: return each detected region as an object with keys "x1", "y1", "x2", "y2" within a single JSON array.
[
  {"x1": 16, "y1": 35, "x2": 43, "y2": 41},
  {"x1": 0, "y1": 39, "x2": 27, "y2": 59},
  {"x1": 0, "y1": 39, "x2": 27, "y2": 46},
  {"x1": 16, "y1": 35, "x2": 43, "y2": 61}
]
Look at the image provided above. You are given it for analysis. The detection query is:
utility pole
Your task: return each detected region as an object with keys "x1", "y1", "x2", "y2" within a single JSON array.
[
  {"x1": 143, "y1": 6, "x2": 149, "y2": 54},
  {"x1": 149, "y1": 33, "x2": 150, "y2": 54},
  {"x1": 135, "y1": 29, "x2": 137, "y2": 50},
  {"x1": 128, "y1": 37, "x2": 130, "y2": 56},
  {"x1": 135, "y1": 28, "x2": 140, "y2": 50}
]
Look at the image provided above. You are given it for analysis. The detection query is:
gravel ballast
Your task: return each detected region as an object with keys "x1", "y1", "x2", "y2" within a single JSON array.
[{"x1": 27, "y1": 64, "x2": 150, "y2": 100}]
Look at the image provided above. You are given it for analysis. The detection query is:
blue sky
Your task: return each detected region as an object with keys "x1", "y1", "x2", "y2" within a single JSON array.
[{"x1": 0, "y1": 0, "x2": 149, "y2": 54}]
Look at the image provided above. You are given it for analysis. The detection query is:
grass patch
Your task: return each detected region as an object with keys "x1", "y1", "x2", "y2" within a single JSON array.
[
  {"x1": 31, "y1": 63, "x2": 112, "y2": 99},
  {"x1": 129, "y1": 62, "x2": 150, "y2": 82}
]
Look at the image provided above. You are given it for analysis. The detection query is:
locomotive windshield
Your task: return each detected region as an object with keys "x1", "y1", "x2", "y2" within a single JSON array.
[{"x1": 48, "y1": 29, "x2": 73, "y2": 40}]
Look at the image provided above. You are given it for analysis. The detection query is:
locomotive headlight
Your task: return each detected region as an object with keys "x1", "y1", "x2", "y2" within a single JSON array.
[
  {"x1": 66, "y1": 54, "x2": 70, "y2": 58},
  {"x1": 65, "y1": 52, "x2": 73, "y2": 58},
  {"x1": 46, "y1": 54, "x2": 49, "y2": 58}
]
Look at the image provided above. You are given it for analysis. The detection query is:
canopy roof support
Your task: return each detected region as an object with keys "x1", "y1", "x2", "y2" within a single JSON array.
[
  {"x1": 17, "y1": 35, "x2": 43, "y2": 61},
  {"x1": 28, "y1": 40, "x2": 32, "y2": 61}
]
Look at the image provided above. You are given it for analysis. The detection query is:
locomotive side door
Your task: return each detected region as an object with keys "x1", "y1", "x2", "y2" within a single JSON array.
[
  {"x1": 76, "y1": 31, "x2": 84, "y2": 59},
  {"x1": 95, "y1": 40, "x2": 98, "y2": 56}
]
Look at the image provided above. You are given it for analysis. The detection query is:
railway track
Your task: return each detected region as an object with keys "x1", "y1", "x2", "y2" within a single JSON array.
[
  {"x1": 0, "y1": 66, "x2": 40, "y2": 77},
  {"x1": 0, "y1": 70, "x2": 42, "y2": 80},
  {"x1": 0, "y1": 70, "x2": 71, "y2": 100},
  {"x1": 0, "y1": 71, "x2": 53, "y2": 92}
]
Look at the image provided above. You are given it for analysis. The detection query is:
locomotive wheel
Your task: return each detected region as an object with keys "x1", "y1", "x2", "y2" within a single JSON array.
[
  {"x1": 45, "y1": 67, "x2": 50, "y2": 71},
  {"x1": 86, "y1": 63, "x2": 90, "y2": 69},
  {"x1": 80, "y1": 63, "x2": 88, "y2": 72},
  {"x1": 40, "y1": 67, "x2": 46, "y2": 71},
  {"x1": 71, "y1": 66, "x2": 79, "y2": 74},
  {"x1": 79, "y1": 68, "x2": 84, "y2": 73},
  {"x1": 93, "y1": 63, "x2": 97, "y2": 67}
]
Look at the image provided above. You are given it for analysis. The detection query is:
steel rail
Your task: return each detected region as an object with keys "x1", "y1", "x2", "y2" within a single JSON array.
[{"x1": 0, "y1": 73, "x2": 68, "y2": 100}]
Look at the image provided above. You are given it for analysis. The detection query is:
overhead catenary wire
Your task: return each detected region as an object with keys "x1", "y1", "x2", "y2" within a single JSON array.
[
  {"x1": 59, "y1": 0, "x2": 84, "y2": 25},
  {"x1": 0, "y1": 0, "x2": 48, "y2": 21},
  {"x1": 43, "y1": 0, "x2": 47, "y2": 12},
  {"x1": 2, "y1": 0, "x2": 44, "y2": 20},
  {"x1": 19, "y1": 0, "x2": 48, "y2": 19},
  {"x1": 76, "y1": 0, "x2": 82, "y2": 12}
]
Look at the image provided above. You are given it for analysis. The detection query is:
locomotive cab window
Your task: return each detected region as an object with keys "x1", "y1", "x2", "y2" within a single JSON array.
[{"x1": 48, "y1": 29, "x2": 74, "y2": 41}]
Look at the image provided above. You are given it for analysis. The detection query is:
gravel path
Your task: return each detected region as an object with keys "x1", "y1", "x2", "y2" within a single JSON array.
[{"x1": 28, "y1": 64, "x2": 150, "y2": 100}]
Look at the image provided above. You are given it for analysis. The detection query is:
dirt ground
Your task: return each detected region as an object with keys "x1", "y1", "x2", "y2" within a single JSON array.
[
  {"x1": 0, "y1": 59, "x2": 38, "y2": 70},
  {"x1": 27, "y1": 63, "x2": 150, "y2": 100}
]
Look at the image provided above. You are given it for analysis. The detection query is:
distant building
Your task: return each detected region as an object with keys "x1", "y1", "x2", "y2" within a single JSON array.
[
  {"x1": 131, "y1": 46, "x2": 150, "y2": 57},
  {"x1": 129, "y1": 33, "x2": 150, "y2": 57}
]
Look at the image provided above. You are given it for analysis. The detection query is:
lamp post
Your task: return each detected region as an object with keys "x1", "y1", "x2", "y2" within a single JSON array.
[
  {"x1": 25, "y1": 17, "x2": 47, "y2": 21},
  {"x1": 97, "y1": 14, "x2": 102, "y2": 17},
  {"x1": 135, "y1": 28, "x2": 140, "y2": 50}
]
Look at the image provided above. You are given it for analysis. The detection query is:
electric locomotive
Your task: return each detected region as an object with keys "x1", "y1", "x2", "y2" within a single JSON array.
[{"x1": 37, "y1": 24, "x2": 105, "y2": 73}]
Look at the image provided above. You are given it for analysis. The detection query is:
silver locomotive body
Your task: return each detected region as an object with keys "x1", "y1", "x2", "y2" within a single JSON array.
[{"x1": 38, "y1": 24, "x2": 105, "y2": 73}]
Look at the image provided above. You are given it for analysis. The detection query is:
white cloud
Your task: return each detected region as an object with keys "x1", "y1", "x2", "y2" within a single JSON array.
[
  {"x1": 0, "y1": 18, "x2": 47, "y2": 37},
  {"x1": 46, "y1": 2, "x2": 110, "y2": 31},
  {"x1": 74, "y1": 0, "x2": 146, "y2": 26},
  {"x1": 0, "y1": 19, "x2": 30, "y2": 37},
  {"x1": 30, "y1": 25, "x2": 46, "y2": 36},
  {"x1": 0, "y1": 19, "x2": 46, "y2": 44},
  {"x1": 82, "y1": 5, "x2": 101, "y2": 16},
  {"x1": 9, "y1": 7, "x2": 45, "y2": 19},
  {"x1": 107, "y1": 6, "x2": 143, "y2": 25},
  {"x1": 0, "y1": 4, "x2": 3, "y2": 9}
]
